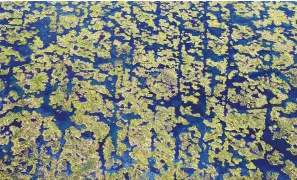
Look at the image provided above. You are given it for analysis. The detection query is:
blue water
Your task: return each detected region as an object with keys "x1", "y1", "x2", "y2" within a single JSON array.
[{"x1": 1, "y1": 2, "x2": 297, "y2": 179}]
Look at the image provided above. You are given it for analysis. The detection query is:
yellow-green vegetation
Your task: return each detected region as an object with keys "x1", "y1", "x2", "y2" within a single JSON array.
[{"x1": 0, "y1": 1, "x2": 297, "y2": 180}]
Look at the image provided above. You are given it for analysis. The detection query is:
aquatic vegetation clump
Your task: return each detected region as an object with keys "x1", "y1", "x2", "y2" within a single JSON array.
[{"x1": 1, "y1": 1, "x2": 297, "y2": 179}]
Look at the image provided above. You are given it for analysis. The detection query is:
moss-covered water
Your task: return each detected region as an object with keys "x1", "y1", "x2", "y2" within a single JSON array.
[{"x1": 1, "y1": 2, "x2": 297, "y2": 179}]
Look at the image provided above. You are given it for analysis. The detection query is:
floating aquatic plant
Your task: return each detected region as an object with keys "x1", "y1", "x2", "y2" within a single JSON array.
[{"x1": 1, "y1": 1, "x2": 297, "y2": 179}]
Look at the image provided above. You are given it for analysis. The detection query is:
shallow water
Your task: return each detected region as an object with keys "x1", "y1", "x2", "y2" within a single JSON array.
[{"x1": 1, "y1": 2, "x2": 297, "y2": 179}]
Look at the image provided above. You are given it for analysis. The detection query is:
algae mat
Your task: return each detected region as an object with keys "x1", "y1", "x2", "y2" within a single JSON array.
[{"x1": 1, "y1": 1, "x2": 297, "y2": 179}]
